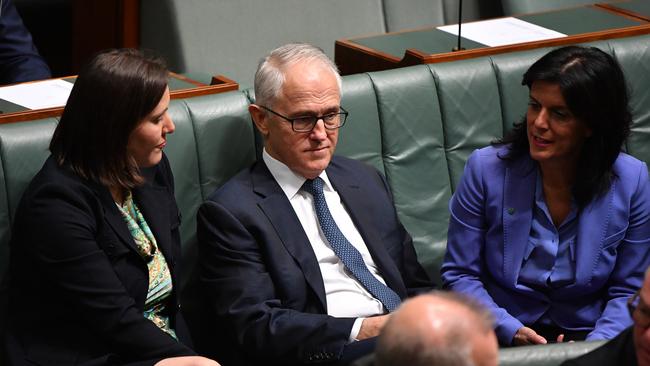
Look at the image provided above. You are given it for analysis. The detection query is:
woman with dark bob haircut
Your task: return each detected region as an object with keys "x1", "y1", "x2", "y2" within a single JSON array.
[
  {"x1": 5, "y1": 49, "x2": 219, "y2": 366},
  {"x1": 442, "y1": 46, "x2": 650, "y2": 346}
]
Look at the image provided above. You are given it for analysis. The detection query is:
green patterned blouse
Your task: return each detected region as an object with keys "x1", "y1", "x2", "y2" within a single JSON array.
[{"x1": 116, "y1": 191, "x2": 177, "y2": 339}]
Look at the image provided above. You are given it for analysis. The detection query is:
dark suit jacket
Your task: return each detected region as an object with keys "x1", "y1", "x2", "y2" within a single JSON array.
[
  {"x1": 4, "y1": 154, "x2": 195, "y2": 365},
  {"x1": 561, "y1": 326, "x2": 637, "y2": 366},
  {"x1": 0, "y1": 0, "x2": 51, "y2": 85},
  {"x1": 197, "y1": 156, "x2": 433, "y2": 366}
]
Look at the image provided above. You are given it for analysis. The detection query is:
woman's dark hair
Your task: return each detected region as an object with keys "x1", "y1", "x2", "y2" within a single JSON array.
[
  {"x1": 50, "y1": 48, "x2": 168, "y2": 190},
  {"x1": 494, "y1": 45, "x2": 631, "y2": 206}
]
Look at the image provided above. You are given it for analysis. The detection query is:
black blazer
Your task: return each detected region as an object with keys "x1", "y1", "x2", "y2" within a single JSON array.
[
  {"x1": 197, "y1": 156, "x2": 433, "y2": 365},
  {"x1": 561, "y1": 326, "x2": 637, "y2": 366},
  {"x1": 4, "y1": 154, "x2": 195, "y2": 365}
]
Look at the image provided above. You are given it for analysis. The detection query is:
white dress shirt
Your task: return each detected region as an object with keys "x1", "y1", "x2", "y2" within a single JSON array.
[{"x1": 263, "y1": 150, "x2": 387, "y2": 341}]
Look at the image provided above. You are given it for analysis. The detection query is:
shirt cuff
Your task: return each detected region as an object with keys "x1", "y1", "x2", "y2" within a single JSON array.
[{"x1": 349, "y1": 317, "x2": 365, "y2": 343}]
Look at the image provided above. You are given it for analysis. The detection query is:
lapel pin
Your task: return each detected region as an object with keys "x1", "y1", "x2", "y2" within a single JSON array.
[{"x1": 507, "y1": 208, "x2": 515, "y2": 215}]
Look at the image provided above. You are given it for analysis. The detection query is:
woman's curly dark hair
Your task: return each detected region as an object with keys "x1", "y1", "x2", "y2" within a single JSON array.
[{"x1": 494, "y1": 46, "x2": 631, "y2": 207}]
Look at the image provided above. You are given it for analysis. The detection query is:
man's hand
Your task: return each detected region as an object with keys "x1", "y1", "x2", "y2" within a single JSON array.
[
  {"x1": 154, "y1": 356, "x2": 221, "y2": 366},
  {"x1": 512, "y1": 326, "x2": 547, "y2": 346},
  {"x1": 357, "y1": 315, "x2": 391, "y2": 340}
]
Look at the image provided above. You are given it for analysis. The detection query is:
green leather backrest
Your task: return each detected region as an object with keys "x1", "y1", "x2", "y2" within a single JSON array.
[
  {"x1": 383, "y1": 0, "x2": 446, "y2": 31},
  {"x1": 0, "y1": 118, "x2": 58, "y2": 345},
  {"x1": 0, "y1": 119, "x2": 57, "y2": 249},
  {"x1": 501, "y1": 0, "x2": 598, "y2": 15},
  {"x1": 139, "y1": 0, "x2": 506, "y2": 87},
  {"x1": 167, "y1": 91, "x2": 257, "y2": 351},
  {"x1": 383, "y1": 0, "x2": 504, "y2": 32},
  {"x1": 338, "y1": 74, "x2": 386, "y2": 174},
  {"x1": 167, "y1": 92, "x2": 257, "y2": 292},
  {"x1": 165, "y1": 99, "x2": 202, "y2": 258},
  {"x1": 610, "y1": 36, "x2": 650, "y2": 164},
  {"x1": 367, "y1": 65, "x2": 450, "y2": 283},
  {"x1": 429, "y1": 58, "x2": 504, "y2": 189},
  {"x1": 139, "y1": 0, "x2": 387, "y2": 88}
]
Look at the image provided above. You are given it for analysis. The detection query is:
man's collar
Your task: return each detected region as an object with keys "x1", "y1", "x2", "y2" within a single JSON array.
[{"x1": 262, "y1": 148, "x2": 334, "y2": 199}]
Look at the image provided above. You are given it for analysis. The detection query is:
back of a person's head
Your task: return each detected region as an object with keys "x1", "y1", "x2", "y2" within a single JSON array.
[{"x1": 375, "y1": 292, "x2": 496, "y2": 366}]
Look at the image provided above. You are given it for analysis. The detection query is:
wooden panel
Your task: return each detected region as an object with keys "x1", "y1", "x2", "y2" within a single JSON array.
[
  {"x1": 72, "y1": 0, "x2": 140, "y2": 72},
  {"x1": 597, "y1": 1, "x2": 650, "y2": 22},
  {"x1": 0, "y1": 73, "x2": 239, "y2": 125},
  {"x1": 335, "y1": 4, "x2": 650, "y2": 75}
]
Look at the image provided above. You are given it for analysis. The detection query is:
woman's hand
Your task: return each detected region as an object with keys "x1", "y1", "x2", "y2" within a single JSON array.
[
  {"x1": 155, "y1": 356, "x2": 221, "y2": 366},
  {"x1": 513, "y1": 326, "x2": 547, "y2": 346}
]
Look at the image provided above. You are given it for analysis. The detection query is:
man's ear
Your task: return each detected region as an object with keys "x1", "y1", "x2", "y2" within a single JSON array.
[{"x1": 249, "y1": 104, "x2": 269, "y2": 136}]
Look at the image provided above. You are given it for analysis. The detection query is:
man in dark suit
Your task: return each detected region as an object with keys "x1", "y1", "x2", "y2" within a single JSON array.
[
  {"x1": 197, "y1": 43, "x2": 433, "y2": 366},
  {"x1": 0, "y1": 0, "x2": 51, "y2": 84},
  {"x1": 561, "y1": 268, "x2": 650, "y2": 366}
]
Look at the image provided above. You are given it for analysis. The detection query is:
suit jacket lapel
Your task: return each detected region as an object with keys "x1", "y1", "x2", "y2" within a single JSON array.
[
  {"x1": 502, "y1": 155, "x2": 536, "y2": 286},
  {"x1": 252, "y1": 162, "x2": 328, "y2": 311},
  {"x1": 134, "y1": 181, "x2": 175, "y2": 266},
  {"x1": 573, "y1": 182, "x2": 614, "y2": 286},
  {"x1": 93, "y1": 167, "x2": 176, "y2": 266},
  {"x1": 94, "y1": 184, "x2": 140, "y2": 254},
  {"x1": 327, "y1": 164, "x2": 405, "y2": 296}
]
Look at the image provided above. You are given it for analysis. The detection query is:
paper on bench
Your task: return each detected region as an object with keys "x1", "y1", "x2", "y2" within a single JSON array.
[
  {"x1": 0, "y1": 79, "x2": 73, "y2": 110},
  {"x1": 437, "y1": 17, "x2": 566, "y2": 47}
]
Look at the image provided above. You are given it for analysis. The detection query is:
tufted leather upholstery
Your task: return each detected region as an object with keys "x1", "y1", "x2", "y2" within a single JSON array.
[
  {"x1": 501, "y1": 0, "x2": 599, "y2": 15},
  {"x1": 2, "y1": 33, "x2": 650, "y2": 363},
  {"x1": 139, "y1": 0, "x2": 503, "y2": 88}
]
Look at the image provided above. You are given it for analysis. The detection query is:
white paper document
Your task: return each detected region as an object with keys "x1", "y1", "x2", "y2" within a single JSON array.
[
  {"x1": 438, "y1": 17, "x2": 567, "y2": 47},
  {"x1": 0, "y1": 79, "x2": 73, "y2": 110}
]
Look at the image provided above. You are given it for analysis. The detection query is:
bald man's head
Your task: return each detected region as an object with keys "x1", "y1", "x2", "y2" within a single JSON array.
[{"x1": 376, "y1": 292, "x2": 498, "y2": 366}]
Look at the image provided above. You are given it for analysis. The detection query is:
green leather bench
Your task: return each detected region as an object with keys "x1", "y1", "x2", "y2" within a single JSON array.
[
  {"x1": 139, "y1": 0, "x2": 502, "y2": 87},
  {"x1": 2, "y1": 33, "x2": 650, "y2": 364},
  {"x1": 501, "y1": 0, "x2": 599, "y2": 15}
]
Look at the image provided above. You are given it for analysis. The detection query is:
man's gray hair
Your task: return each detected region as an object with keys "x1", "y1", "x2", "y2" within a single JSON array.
[
  {"x1": 253, "y1": 43, "x2": 342, "y2": 107},
  {"x1": 375, "y1": 291, "x2": 495, "y2": 366}
]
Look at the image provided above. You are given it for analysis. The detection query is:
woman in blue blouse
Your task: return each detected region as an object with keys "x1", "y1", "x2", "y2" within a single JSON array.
[
  {"x1": 442, "y1": 46, "x2": 650, "y2": 346},
  {"x1": 5, "y1": 49, "x2": 219, "y2": 365}
]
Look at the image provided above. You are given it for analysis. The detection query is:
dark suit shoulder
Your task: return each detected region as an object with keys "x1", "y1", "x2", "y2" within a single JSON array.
[
  {"x1": 329, "y1": 155, "x2": 381, "y2": 176},
  {"x1": 204, "y1": 163, "x2": 257, "y2": 204},
  {"x1": 327, "y1": 156, "x2": 393, "y2": 199},
  {"x1": 17, "y1": 156, "x2": 101, "y2": 217},
  {"x1": 561, "y1": 327, "x2": 636, "y2": 366},
  {"x1": 203, "y1": 156, "x2": 387, "y2": 213}
]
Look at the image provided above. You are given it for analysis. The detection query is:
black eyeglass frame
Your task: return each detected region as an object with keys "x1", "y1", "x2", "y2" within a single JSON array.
[{"x1": 260, "y1": 105, "x2": 349, "y2": 132}]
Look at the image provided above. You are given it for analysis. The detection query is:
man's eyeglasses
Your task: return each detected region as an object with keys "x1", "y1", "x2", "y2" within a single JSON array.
[
  {"x1": 260, "y1": 106, "x2": 348, "y2": 133},
  {"x1": 628, "y1": 289, "x2": 650, "y2": 329}
]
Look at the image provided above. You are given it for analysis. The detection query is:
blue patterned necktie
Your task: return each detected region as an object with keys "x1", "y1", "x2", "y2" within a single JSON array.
[{"x1": 303, "y1": 177, "x2": 401, "y2": 312}]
